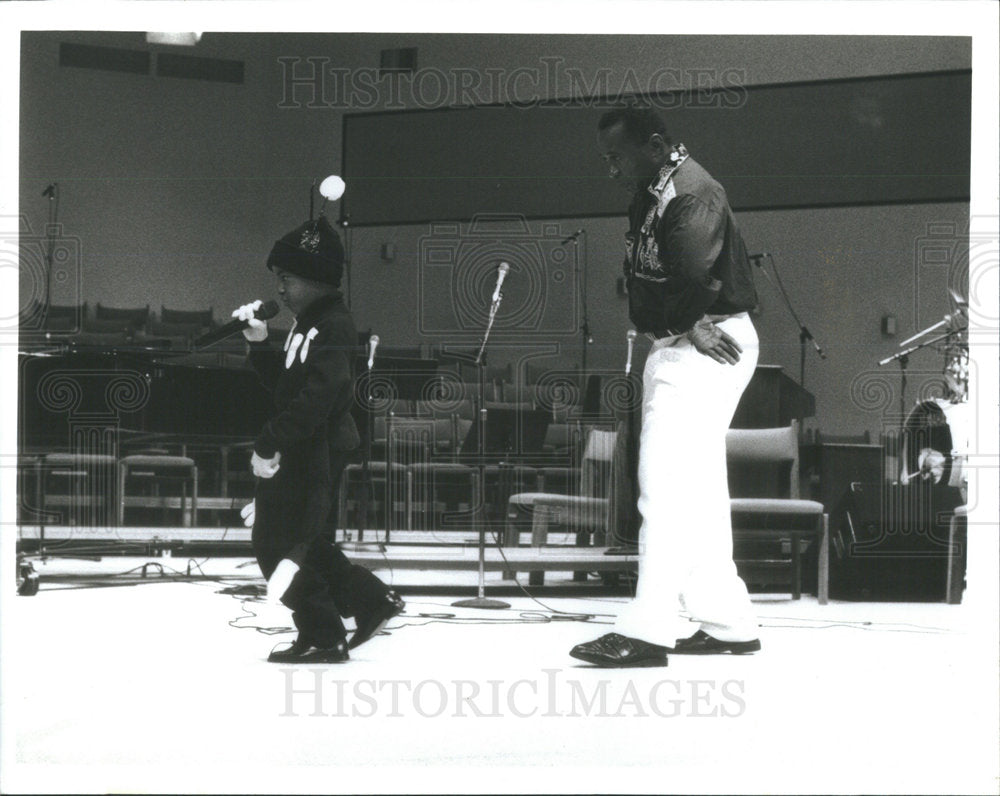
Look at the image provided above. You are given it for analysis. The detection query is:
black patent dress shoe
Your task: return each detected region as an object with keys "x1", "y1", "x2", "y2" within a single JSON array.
[
  {"x1": 667, "y1": 630, "x2": 761, "y2": 655},
  {"x1": 267, "y1": 637, "x2": 349, "y2": 663},
  {"x1": 569, "y1": 633, "x2": 669, "y2": 668},
  {"x1": 349, "y1": 590, "x2": 405, "y2": 650}
]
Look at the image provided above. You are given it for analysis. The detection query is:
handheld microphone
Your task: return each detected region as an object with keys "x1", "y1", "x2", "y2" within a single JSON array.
[
  {"x1": 625, "y1": 329, "x2": 637, "y2": 375},
  {"x1": 560, "y1": 229, "x2": 584, "y2": 245},
  {"x1": 193, "y1": 300, "x2": 280, "y2": 349},
  {"x1": 491, "y1": 262, "x2": 510, "y2": 304},
  {"x1": 367, "y1": 334, "x2": 380, "y2": 370}
]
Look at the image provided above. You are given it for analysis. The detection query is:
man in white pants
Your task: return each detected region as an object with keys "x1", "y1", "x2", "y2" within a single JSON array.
[{"x1": 571, "y1": 106, "x2": 761, "y2": 667}]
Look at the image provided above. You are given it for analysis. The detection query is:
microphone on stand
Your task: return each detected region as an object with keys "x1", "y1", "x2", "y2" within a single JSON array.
[
  {"x1": 898, "y1": 312, "x2": 966, "y2": 347},
  {"x1": 806, "y1": 330, "x2": 827, "y2": 360},
  {"x1": 367, "y1": 334, "x2": 380, "y2": 370},
  {"x1": 42, "y1": 183, "x2": 57, "y2": 198},
  {"x1": 747, "y1": 252, "x2": 769, "y2": 266},
  {"x1": 625, "y1": 329, "x2": 637, "y2": 375},
  {"x1": 193, "y1": 300, "x2": 280, "y2": 349},
  {"x1": 491, "y1": 262, "x2": 510, "y2": 304},
  {"x1": 560, "y1": 229, "x2": 584, "y2": 246}
]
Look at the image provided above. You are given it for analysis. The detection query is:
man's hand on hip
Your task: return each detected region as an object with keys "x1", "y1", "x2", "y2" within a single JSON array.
[{"x1": 687, "y1": 317, "x2": 742, "y2": 365}]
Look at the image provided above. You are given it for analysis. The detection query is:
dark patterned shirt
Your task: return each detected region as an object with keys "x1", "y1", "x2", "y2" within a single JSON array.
[{"x1": 623, "y1": 146, "x2": 757, "y2": 336}]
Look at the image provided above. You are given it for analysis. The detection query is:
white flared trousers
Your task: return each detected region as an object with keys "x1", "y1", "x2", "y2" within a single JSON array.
[{"x1": 615, "y1": 313, "x2": 759, "y2": 646}]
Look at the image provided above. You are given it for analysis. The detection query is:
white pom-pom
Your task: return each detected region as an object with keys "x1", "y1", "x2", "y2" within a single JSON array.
[{"x1": 319, "y1": 175, "x2": 346, "y2": 201}]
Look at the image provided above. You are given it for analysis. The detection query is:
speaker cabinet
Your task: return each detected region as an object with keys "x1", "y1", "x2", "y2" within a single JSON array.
[{"x1": 830, "y1": 481, "x2": 965, "y2": 601}]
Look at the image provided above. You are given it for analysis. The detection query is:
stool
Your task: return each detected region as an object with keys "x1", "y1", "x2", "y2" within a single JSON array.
[
  {"x1": 42, "y1": 453, "x2": 118, "y2": 527},
  {"x1": 119, "y1": 455, "x2": 198, "y2": 526}
]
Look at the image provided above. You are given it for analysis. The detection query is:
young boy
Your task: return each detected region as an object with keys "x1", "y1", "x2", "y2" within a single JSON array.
[{"x1": 234, "y1": 215, "x2": 403, "y2": 663}]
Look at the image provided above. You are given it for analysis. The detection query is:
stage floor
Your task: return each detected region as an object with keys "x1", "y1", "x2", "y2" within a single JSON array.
[{"x1": 3, "y1": 552, "x2": 998, "y2": 795}]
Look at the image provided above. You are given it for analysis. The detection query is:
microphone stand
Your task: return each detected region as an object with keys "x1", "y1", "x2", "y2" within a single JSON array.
[
  {"x1": 340, "y1": 214, "x2": 352, "y2": 310},
  {"x1": 752, "y1": 253, "x2": 825, "y2": 390},
  {"x1": 453, "y1": 286, "x2": 510, "y2": 609},
  {"x1": 568, "y1": 230, "x2": 591, "y2": 388},
  {"x1": 877, "y1": 329, "x2": 958, "y2": 437},
  {"x1": 357, "y1": 336, "x2": 375, "y2": 544},
  {"x1": 43, "y1": 184, "x2": 60, "y2": 322}
]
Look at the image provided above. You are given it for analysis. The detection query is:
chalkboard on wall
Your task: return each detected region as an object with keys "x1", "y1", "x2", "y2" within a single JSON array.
[{"x1": 341, "y1": 70, "x2": 971, "y2": 226}]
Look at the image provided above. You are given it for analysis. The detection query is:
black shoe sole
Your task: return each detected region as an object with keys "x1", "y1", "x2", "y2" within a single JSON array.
[
  {"x1": 268, "y1": 644, "x2": 350, "y2": 663},
  {"x1": 349, "y1": 600, "x2": 405, "y2": 650},
  {"x1": 569, "y1": 649, "x2": 668, "y2": 668},
  {"x1": 668, "y1": 639, "x2": 761, "y2": 655}
]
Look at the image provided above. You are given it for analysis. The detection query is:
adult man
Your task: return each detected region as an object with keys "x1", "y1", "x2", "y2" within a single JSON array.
[
  {"x1": 235, "y1": 215, "x2": 403, "y2": 664},
  {"x1": 571, "y1": 106, "x2": 761, "y2": 667}
]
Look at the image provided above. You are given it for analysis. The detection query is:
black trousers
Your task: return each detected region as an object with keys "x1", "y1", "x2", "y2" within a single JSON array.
[{"x1": 252, "y1": 450, "x2": 389, "y2": 648}]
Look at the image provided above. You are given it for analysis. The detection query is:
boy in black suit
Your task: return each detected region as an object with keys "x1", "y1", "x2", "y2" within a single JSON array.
[{"x1": 235, "y1": 215, "x2": 403, "y2": 663}]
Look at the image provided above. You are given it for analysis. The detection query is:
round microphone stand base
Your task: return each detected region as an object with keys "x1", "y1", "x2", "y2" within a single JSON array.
[
  {"x1": 450, "y1": 517, "x2": 511, "y2": 611},
  {"x1": 452, "y1": 597, "x2": 510, "y2": 610}
]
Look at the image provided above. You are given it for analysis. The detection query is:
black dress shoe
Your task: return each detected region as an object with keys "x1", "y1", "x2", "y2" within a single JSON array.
[
  {"x1": 569, "y1": 633, "x2": 669, "y2": 668},
  {"x1": 667, "y1": 630, "x2": 761, "y2": 655},
  {"x1": 349, "y1": 590, "x2": 405, "y2": 650},
  {"x1": 267, "y1": 638, "x2": 349, "y2": 663}
]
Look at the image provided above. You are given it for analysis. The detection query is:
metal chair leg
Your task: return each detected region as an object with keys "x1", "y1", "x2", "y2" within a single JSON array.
[{"x1": 818, "y1": 514, "x2": 829, "y2": 605}]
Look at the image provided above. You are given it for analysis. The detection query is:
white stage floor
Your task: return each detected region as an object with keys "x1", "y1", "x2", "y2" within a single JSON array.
[{"x1": 2, "y1": 553, "x2": 998, "y2": 795}]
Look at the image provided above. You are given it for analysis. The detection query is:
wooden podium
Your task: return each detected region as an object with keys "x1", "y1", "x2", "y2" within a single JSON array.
[{"x1": 732, "y1": 364, "x2": 815, "y2": 429}]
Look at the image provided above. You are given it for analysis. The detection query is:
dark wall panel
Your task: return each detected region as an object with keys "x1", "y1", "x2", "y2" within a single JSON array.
[{"x1": 342, "y1": 70, "x2": 970, "y2": 225}]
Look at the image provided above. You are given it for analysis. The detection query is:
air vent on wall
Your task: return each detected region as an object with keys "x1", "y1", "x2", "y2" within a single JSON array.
[
  {"x1": 59, "y1": 42, "x2": 150, "y2": 75},
  {"x1": 156, "y1": 52, "x2": 244, "y2": 84}
]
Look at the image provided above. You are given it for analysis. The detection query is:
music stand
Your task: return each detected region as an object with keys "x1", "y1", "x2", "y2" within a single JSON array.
[{"x1": 458, "y1": 407, "x2": 552, "y2": 463}]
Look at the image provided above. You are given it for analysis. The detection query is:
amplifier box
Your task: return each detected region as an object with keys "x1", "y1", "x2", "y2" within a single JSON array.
[{"x1": 830, "y1": 481, "x2": 965, "y2": 601}]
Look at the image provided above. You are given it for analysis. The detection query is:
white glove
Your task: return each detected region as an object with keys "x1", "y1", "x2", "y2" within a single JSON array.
[
  {"x1": 251, "y1": 450, "x2": 281, "y2": 479},
  {"x1": 267, "y1": 558, "x2": 300, "y2": 603},
  {"x1": 232, "y1": 300, "x2": 268, "y2": 342},
  {"x1": 917, "y1": 448, "x2": 947, "y2": 484},
  {"x1": 240, "y1": 499, "x2": 255, "y2": 527}
]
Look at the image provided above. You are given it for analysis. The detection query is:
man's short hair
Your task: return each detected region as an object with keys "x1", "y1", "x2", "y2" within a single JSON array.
[{"x1": 597, "y1": 105, "x2": 672, "y2": 147}]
